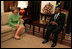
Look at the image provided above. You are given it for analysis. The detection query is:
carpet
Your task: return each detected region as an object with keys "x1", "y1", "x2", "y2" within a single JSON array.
[{"x1": 1, "y1": 33, "x2": 70, "y2": 48}]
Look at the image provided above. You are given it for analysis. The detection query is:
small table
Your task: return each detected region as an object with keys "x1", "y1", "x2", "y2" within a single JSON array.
[
  {"x1": 23, "y1": 16, "x2": 31, "y2": 20},
  {"x1": 25, "y1": 19, "x2": 49, "y2": 38},
  {"x1": 22, "y1": 16, "x2": 31, "y2": 26},
  {"x1": 23, "y1": 14, "x2": 51, "y2": 38}
]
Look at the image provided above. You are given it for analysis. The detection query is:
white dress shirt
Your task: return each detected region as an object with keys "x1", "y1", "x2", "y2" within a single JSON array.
[{"x1": 54, "y1": 13, "x2": 60, "y2": 21}]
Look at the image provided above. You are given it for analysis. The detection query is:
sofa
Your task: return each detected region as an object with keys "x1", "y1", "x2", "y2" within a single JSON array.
[{"x1": 1, "y1": 12, "x2": 16, "y2": 42}]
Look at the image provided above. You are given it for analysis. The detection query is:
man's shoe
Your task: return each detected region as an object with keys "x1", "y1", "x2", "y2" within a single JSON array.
[
  {"x1": 51, "y1": 43, "x2": 56, "y2": 47},
  {"x1": 42, "y1": 40, "x2": 49, "y2": 44}
]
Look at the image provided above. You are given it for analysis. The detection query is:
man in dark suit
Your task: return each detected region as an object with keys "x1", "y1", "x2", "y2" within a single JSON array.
[{"x1": 42, "y1": 7, "x2": 65, "y2": 47}]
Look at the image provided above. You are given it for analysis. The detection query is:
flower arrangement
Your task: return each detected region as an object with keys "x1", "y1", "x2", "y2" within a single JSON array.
[{"x1": 42, "y1": 2, "x2": 53, "y2": 14}]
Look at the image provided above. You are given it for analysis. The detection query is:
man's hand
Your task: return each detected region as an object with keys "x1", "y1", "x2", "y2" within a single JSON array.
[{"x1": 50, "y1": 21, "x2": 58, "y2": 25}]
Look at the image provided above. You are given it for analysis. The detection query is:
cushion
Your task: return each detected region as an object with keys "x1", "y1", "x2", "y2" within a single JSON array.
[
  {"x1": 1, "y1": 31, "x2": 15, "y2": 42},
  {"x1": 1, "y1": 25, "x2": 14, "y2": 34},
  {"x1": 1, "y1": 12, "x2": 12, "y2": 25}
]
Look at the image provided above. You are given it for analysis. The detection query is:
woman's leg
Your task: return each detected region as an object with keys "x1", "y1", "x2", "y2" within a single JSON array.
[{"x1": 15, "y1": 25, "x2": 24, "y2": 38}]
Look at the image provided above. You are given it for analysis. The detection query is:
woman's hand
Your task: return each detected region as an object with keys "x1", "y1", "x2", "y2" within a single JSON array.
[
  {"x1": 19, "y1": 16, "x2": 23, "y2": 19},
  {"x1": 15, "y1": 24, "x2": 19, "y2": 29},
  {"x1": 20, "y1": 19, "x2": 24, "y2": 23}
]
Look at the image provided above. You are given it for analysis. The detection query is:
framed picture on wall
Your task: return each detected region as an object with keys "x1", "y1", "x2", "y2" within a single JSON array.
[
  {"x1": 41, "y1": 1, "x2": 56, "y2": 14},
  {"x1": 42, "y1": 2, "x2": 53, "y2": 14}
]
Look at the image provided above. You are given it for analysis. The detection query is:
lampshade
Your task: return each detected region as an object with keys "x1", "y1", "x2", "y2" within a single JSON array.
[{"x1": 18, "y1": 1, "x2": 28, "y2": 9}]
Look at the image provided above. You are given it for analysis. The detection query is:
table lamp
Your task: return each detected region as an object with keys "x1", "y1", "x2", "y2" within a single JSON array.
[
  {"x1": 18, "y1": 1, "x2": 28, "y2": 24},
  {"x1": 18, "y1": 1, "x2": 28, "y2": 16}
]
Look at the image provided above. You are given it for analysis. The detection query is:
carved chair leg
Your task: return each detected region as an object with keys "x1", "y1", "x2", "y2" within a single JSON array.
[{"x1": 60, "y1": 30, "x2": 65, "y2": 44}]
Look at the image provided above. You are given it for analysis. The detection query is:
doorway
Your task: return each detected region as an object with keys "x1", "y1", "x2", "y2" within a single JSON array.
[{"x1": 28, "y1": 1, "x2": 41, "y2": 20}]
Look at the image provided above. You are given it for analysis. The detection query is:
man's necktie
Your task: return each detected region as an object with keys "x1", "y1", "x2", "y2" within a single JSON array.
[{"x1": 54, "y1": 13, "x2": 59, "y2": 21}]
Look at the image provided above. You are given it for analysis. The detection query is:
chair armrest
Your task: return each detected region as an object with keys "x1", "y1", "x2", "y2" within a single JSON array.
[
  {"x1": 12, "y1": 28, "x2": 16, "y2": 31},
  {"x1": 63, "y1": 24, "x2": 67, "y2": 30},
  {"x1": 62, "y1": 24, "x2": 67, "y2": 34}
]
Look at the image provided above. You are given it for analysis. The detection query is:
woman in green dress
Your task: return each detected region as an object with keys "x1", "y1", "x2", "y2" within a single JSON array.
[{"x1": 9, "y1": 8, "x2": 24, "y2": 39}]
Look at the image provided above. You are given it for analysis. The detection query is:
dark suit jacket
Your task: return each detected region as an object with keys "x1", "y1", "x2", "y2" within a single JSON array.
[{"x1": 49, "y1": 13, "x2": 65, "y2": 30}]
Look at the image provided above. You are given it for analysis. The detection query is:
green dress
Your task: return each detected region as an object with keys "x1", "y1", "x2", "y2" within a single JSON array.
[{"x1": 9, "y1": 13, "x2": 22, "y2": 29}]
